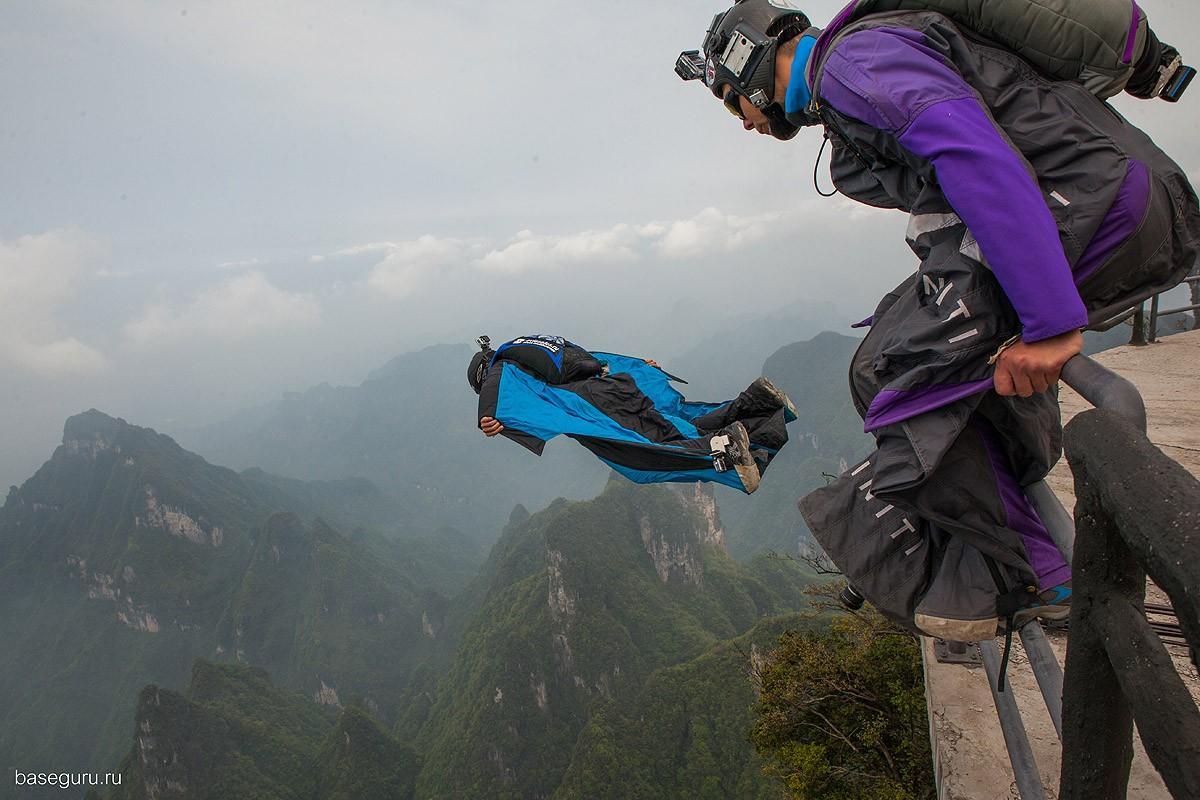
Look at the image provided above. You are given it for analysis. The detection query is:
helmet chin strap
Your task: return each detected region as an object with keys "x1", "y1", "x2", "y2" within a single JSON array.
[{"x1": 766, "y1": 105, "x2": 802, "y2": 140}]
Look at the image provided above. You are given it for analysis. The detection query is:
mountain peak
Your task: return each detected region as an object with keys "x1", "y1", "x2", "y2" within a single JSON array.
[{"x1": 62, "y1": 409, "x2": 128, "y2": 445}]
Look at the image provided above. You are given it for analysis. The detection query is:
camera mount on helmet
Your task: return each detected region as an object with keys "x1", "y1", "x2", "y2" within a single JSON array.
[
  {"x1": 468, "y1": 335, "x2": 495, "y2": 395},
  {"x1": 677, "y1": 0, "x2": 810, "y2": 140}
]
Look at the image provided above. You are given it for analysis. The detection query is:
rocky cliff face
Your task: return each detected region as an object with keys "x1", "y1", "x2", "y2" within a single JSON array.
[
  {"x1": 412, "y1": 479, "x2": 813, "y2": 799},
  {"x1": 639, "y1": 484, "x2": 726, "y2": 586},
  {"x1": 108, "y1": 660, "x2": 420, "y2": 800},
  {"x1": 0, "y1": 410, "x2": 470, "y2": 787}
]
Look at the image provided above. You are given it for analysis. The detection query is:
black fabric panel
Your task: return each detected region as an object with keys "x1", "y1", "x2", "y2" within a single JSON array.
[
  {"x1": 691, "y1": 401, "x2": 735, "y2": 431},
  {"x1": 494, "y1": 341, "x2": 563, "y2": 383},
  {"x1": 501, "y1": 428, "x2": 546, "y2": 455},
  {"x1": 477, "y1": 366, "x2": 501, "y2": 420},
  {"x1": 564, "y1": 374, "x2": 686, "y2": 443},
  {"x1": 743, "y1": 410, "x2": 789, "y2": 451},
  {"x1": 561, "y1": 345, "x2": 604, "y2": 382},
  {"x1": 570, "y1": 435, "x2": 715, "y2": 472},
  {"x1": 492, "y1": 336, "x2": 603, "y2": 385}
]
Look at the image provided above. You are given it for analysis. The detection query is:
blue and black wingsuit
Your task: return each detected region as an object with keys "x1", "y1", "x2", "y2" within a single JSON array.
[{"x1": 472, "y1": 335, "x2": 794, "y2": 493}]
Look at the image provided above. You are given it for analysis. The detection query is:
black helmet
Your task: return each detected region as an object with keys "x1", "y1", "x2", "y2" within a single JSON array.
[
  {"x1": 676, "y1": 0, "x2": 811, "y2": 140},
  {"x1": 467, "y1": 335, "x2": 493, "y2": 394}
]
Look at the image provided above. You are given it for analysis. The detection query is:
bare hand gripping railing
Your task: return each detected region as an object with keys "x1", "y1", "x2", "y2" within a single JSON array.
[
  {"x1": 945, "y1": 354, "x2": 1190, "y2": 800},
  {"x1": 1057, "y1": 407, "x2": 1200, "y2": 800}
]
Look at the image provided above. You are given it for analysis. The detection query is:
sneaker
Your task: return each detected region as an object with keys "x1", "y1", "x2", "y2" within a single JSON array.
[
  {"x1": 733, "y1": 377, "x2": 798, "y2": 422},
  {"x1": 710, "y1": 422, "x2": 760, "y2": 494},
  {"x1": 1013, "y1": 581, "x2": 1072, "y2": 626}
]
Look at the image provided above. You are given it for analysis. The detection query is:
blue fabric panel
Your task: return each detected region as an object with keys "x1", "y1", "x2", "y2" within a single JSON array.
[
  {"x1": 494, "y1": 363, "x2": 656, "y2": 443},
  {"x1": 590, "y1": 352, "x2": 727, "y2": 435},
  {"x1": 591, "y1": 352, "x2": 699, "y2": 436},
  {"x1": 592, "y1": 353, "x2": 682, "y2": 406},
  {"x1": 496, "y1": 363, "x2": 712, "y2": 454},
  {"x1": 679, "y1": 400, "x2": 730, "y2": 420}
]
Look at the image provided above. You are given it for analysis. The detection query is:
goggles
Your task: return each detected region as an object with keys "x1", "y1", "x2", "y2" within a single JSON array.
[{"x1": 722, "y1": 89, "x2": 747, "y2": 119}]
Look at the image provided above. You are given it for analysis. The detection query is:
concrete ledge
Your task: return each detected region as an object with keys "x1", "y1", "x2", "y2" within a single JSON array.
[{"x1": 923, "y1": 331, "x2": 1200, "y2": 799}]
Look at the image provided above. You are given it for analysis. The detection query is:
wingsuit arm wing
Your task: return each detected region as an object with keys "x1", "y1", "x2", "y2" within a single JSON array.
[
  {"x1": 820, "y1": 27, "x2": 1089, "y2": 343},
  {"x1": 477, "y1": 364, "x2": 546, "y2": 455}
]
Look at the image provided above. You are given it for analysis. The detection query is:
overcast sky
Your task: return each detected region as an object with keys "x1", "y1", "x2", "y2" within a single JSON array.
[{"x1": 2, "y1": 0, "x2": 1198, "y2": 490}]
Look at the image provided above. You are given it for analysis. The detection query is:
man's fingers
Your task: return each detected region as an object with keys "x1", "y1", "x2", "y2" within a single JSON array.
[
  {"x1": 994, "y1": 366, "x2": 1016, "y2": 397},
  {"x1": 1030, "y1": 372, "x2": 1051, "y2": 394},
  {"x1": 1013, "y1": 372, "x2": 1035, "y2": 398}
]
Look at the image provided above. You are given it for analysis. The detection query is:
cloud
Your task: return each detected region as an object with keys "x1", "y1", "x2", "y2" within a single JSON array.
[
  {"x1": 6, "y1": 338, "x2": 108, "y2": 377},
  {"x1": 362, "y1": 235, "x2": 476, "y2": 298},
  {"x1": 217, "y1": 257, "x2": 267, "y2": 270},
  {"x1": 0, "y1": 229, "x2": 109, "y2": 377},
  {"x1": 474, "y1": 225, "x2": 650, "y2": 274},
  {"x1": 653, "y1": 207, "x2": 782, "y2": 260},
  {"x1": 319, "y1": 205, "x2": 859, "y2": 291},
  {"x1": 311, "y1": 242, "x2": 399, "y2": 264},
  {"x1": 123, "y1": 272, "x2": 320, "y2": 347},
  {"x1": 470, "y1": 207, "x2": 815, "y2": 274}
]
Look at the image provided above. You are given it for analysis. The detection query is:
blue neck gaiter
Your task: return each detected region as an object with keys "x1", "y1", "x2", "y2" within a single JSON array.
[{"x1": 783, "y1": 35, "x2": 819, "y2": 115}]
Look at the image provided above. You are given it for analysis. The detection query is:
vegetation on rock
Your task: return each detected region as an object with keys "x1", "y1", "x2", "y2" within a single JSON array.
[{"x1": 750, "y1": 594, "x2": 934, "y2": 800}]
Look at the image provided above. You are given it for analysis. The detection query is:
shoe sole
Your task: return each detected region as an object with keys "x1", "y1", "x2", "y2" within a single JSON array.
[
  {"x1": 1013, "y1": 604, "x2": 1071, "y2": 628},
  {"x1": 727, "y1": 422, "x2": 760, "y2": 494},
  {"x1": 754, "y1": 377, "x2": 798, "y2": 421}
]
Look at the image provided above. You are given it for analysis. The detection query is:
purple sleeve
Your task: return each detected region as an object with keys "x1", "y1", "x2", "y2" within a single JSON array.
[{"x1": 821, "y1": 29, "x2": 1088, "y2": 342}]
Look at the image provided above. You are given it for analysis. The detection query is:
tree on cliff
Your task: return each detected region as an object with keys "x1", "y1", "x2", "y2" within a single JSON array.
[{"x1": 750, "y1": 586, "x2": 934, "y2": 800}]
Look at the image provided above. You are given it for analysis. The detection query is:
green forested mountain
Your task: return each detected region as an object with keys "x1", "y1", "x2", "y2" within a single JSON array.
[
  {"x1": 106, "y1": 660, "x2": 420, "y2": 800},
  {"x1": 185, "y1": 343, "x2": 610, "y2": 544},
  {"x1": 662, "y1": 300, "x2": 847, "y2": 401},
  {"x1": 719, "y1": 331, "x2": 873, "y2": 560},
  {"x1": 214, "y1": 512, "x2": 453, "y2": 723},
  {"x1": 2, "y1": 329, "x2": 901, "y2": 799},
  {"x1": 91, "y1": 481, "x2": 819, "y2": 800},
  {"x1": 0, "y1": 411, "x2": 475, "y2": 795},
  {"x1": 412, "y1": 479, "x2": 816, "y2": 799},
  {"x1": 553, "y1": 614, "x2": 822, "y2": 800}
]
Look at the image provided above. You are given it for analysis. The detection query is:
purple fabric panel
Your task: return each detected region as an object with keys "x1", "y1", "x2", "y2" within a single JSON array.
[
  {"x1": 820, "y1": 29, "x2": 1088, "y2": 342},
  {"x1": 899, "y1": 99, "x2": 1088, "y2": 341},
  {"x1": 851, "y1": 314, "x2": 874, "y2": 328},
  {"x1": 973, "y1": 419, "x2": 1070, "y2": 590},
  {"x1": 1073, "y1": 160, "x2": 1151, "y2": 285},
  {"x1": 809, "y1": 0, "x2": 861, "y2": 86},
  {"x1": 863, "y1": 377, "x2": 993, "y2": 432},
  {"x1": 1124, "y1": 1, "x2": 1142, "y2": 64},
  {"x1": 818, "y1": 29, "x2": 972, "y2": 131}
]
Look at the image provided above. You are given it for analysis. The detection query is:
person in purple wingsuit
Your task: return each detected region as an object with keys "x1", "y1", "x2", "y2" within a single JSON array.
[{"x1": 676, "y1": 0, "x2": 1200, "y2": 641}]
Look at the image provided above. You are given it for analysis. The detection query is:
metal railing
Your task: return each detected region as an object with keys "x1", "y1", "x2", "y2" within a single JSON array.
[
  {"x1": 1148, "y1": 275, "x2": 1200, "y2": 342},
  {"x1": 1087, "y1": 275, "x2": 1200, "y2": 346},
  {"x1": 930, "y1": 354, "x2": 1197, "y2": 800}
]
